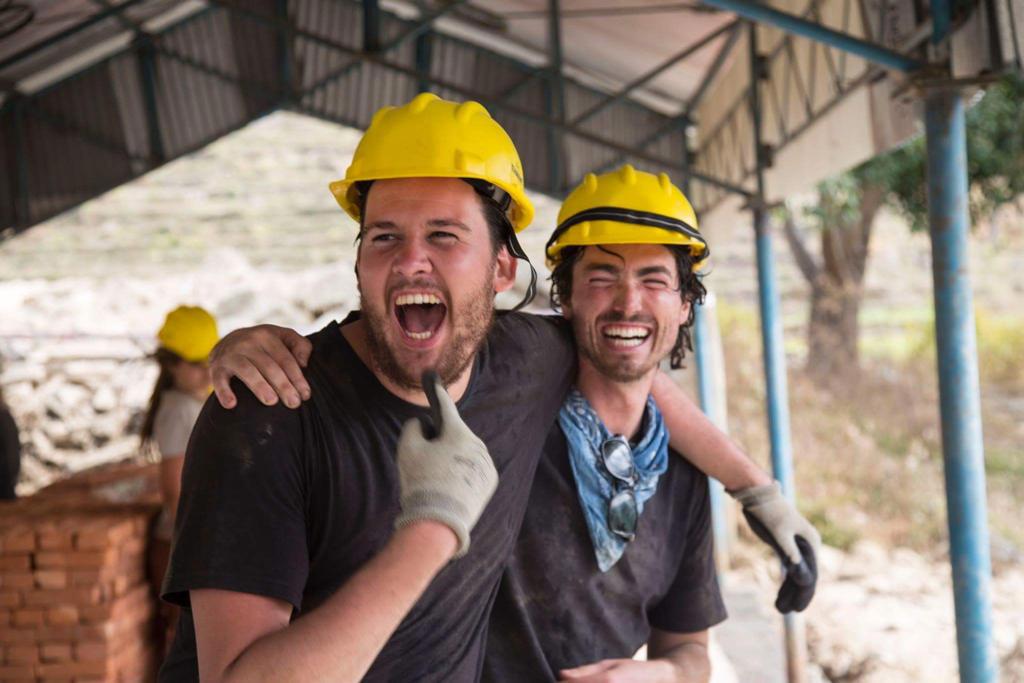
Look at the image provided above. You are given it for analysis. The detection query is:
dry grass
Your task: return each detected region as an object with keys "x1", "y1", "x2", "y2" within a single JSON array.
[{"x1": 716, "y1": 302, "x2": 1023, "y2": 564}]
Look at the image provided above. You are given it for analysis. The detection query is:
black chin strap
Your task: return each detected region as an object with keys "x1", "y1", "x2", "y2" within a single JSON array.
[
  {"x1": 546, "y1": 206, "x2": 709, "y2": 265},
  {"x1": 505, "y1": 228, "x2": 537, "y2": 312}
]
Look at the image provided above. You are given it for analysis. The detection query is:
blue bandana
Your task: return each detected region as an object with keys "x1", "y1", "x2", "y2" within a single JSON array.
[{"x1": 559, "y1": 388, "x2": 669, "y2": 572}]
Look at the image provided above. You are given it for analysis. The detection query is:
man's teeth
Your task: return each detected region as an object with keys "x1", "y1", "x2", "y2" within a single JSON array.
[
  {"x1": 603, "y1": 326, "x2": 649, "y2": 348},
  {"x1": 604, "y1": 326, "x2": 649, "y2": 339},
  {"x1": 396, "y1": 293, "x2": 442, "y2": 306},
  {"x1": 407, "y1": 330, "x2": 434, "y2": 340}
]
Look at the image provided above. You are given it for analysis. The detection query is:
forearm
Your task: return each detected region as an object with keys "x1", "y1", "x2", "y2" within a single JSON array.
[
  {"x1": 651, "y1": 372, "x2": 771, "y2": 490},
  {"x1": 650, "y1": 643, "x2": 711, "y2": 683},
  {"x1": 219, "y1": 522, "x2": 456, "y2": 683}
]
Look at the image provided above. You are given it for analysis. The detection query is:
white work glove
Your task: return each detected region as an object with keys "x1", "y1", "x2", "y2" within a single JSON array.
[
  {"x1": 731, "y1": 481, "x2": 822, "y2": 613},
  {"x1": 394, "y1": 379, "x2": 498, "y2": 558}
]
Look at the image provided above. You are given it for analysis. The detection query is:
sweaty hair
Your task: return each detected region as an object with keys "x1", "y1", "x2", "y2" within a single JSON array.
[
  {"x1": 549, "y1": 244, "x2": 707, "y2": 368},
  {"x1": 352, "y1": 180, "x2": 537, "y2": 310}
]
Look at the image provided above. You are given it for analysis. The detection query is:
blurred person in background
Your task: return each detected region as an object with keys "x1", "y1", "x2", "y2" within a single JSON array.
[
  {"x1": 140, "y1": 305, "x2": 219, "y2": 655},
  {"x1": 0, "y1": 358, "x2": 21, "y2": 500}
]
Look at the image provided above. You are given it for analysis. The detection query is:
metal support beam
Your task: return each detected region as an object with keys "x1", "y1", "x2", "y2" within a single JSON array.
[
  {"x1": 699, "y1": 0, "x2": 925, "y2": 71},
  {"x1": 749, "y1": 24, "x2": 805, "y2": 683},
  {"x1": 7, "y1": 96, "x2": 31, "y2": 229},
  {"x1": 0, "y1": 0, "x2": 150, "y2": 71},
  {"x1": 571, "y1": 20, "x2": 739, "y2": 127},
  {"x1": 378, "y1": 0, "x2": 471, "y2": 54},
  {"x1": 414, "y1": 30, "x2": 433, "y2": 94},
  {"x1": 276, "y1": 0, "x2": 295, "y2": 104},
  {"x1": 547, "y1": 0, "x2": 566, "y2": 193},
  {"x1": 363, "y1": 0, "x2": 381, "y2": 52},
  {"x1": 924, "y1": 87, "x2": 998, "y2": 683},
  {"x1": 686, "y1": 21, "x2": 743, "y2": 115},
  {"x1": 135, "y1": 37, "x2": 164, "y2": 165},
  {"x1": 205, "y1": 0, "x2": 753, "y2": 199}
]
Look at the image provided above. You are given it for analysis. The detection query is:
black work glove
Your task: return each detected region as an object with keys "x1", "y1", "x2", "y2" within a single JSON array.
[{"x1": 743, "y1": 509, "x2": 818, "y2": 613}]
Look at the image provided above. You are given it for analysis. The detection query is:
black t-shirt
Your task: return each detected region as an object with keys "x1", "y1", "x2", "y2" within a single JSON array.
[
  {"x1": 0, "y1": 405, "x2": 20, "y2": 500},
  {"x1": 160, "y1": 312, "x2": 575, "y2": 682},
  {"x1": 483, "y1": 427, "x2": 727, "y2": 682}
]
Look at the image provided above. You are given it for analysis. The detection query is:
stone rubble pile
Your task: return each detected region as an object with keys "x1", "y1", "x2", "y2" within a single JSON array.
[{"x1": 0, "y1": 249, "x2": 361, "y2": 495}]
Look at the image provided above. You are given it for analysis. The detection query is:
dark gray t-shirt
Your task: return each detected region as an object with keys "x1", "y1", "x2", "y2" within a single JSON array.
[
  {"x1": 160, "y1": 312, "x2": 575, "y2": 682},
  {"x1": 483, "y1": 427, "x2": 727, "y2": 681}
]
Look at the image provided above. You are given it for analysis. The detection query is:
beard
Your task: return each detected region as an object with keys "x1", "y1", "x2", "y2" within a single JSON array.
[
  {"x1": 360, "y1": 273, "x2": 496, "y2": 391},
  {"x1": 572, "y1": 312, "x2": 666, "y2": 384}
]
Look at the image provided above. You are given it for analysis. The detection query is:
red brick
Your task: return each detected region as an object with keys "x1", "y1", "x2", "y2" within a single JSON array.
[
  {"x1": 23, "y1": 586, "x2": 102, "y2": 607},
  {"x1": 4, "y1": 644, "x2": 38, "y2": 664},
  {"x1": 0, "y1": 572, "x2": 34, "y2": 590},
  {"x1": 72, "y1": 641, "x2": 108, "y2": 662},
  {"x1": 33, "y1": 570, "x2": 67, "y2": 590},
  {"x1": 0, "y1": 627, "x2": 37, "y2": 643},
  {"x1": 0, "y1": 664, "x2": 35, "y2": 680},
  {"x1": 0, "y1": 591, "x2": 22, "y2": 608},
  {"x1": 1, "y1": 528, "x2": 36, "y2": 554},
  {"x1": 0, "y1": 555, "x2": 31, "y2": 571},
  {"x1": 12, "y1": 608, "x2": 45, "y2": 627},
  {"x1": 39, "y1": 643, "x2": 72, "y2": 662},
  {"x1": 68, "y1": 569, "x2": 102, "y2": 586},
  {"x1": 36, "y1": 528, "x2": 74, "y2": 552},
  {"x1": 75, "y1": 519, "x2": 134, "y2": 550},
  {"x1": 35, "y1": 660, "x2": 108, "y2": 677},
  {"x1": 46, "y1": 605, "x2": 78, "y2": 626},
  {"x1": 38, "y1": 623, "x2": 76, "y2": 642}
]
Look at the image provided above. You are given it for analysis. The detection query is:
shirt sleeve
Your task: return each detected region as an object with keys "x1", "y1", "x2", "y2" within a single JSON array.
[
  {"x1": 161, "y1": 381, "x2": 310, "y2": 611},
  {"x1": 647, "y1": 472, "x2": 728, "y2": 633},
  {"x1": 154, "y1": 392, "x2": 203, "y2": 458}
]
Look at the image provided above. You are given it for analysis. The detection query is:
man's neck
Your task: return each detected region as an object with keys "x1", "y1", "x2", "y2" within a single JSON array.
[
  {"x1": 576, "y1": 360, "x2": 655, "y2": 439},
  {"x1": 341, "y1": 317, "x2": 473, "y2": 406}
]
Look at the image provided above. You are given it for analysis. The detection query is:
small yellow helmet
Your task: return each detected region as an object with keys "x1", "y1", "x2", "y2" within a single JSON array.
[
  {"x1": 546, "y1": 165, "x2": 708, "y2": 271},
  {"x1": 157, "y1": 306, "x2": 219, "y2": 363},
  {"x1": 329, "y1": 93, "x2": 535, "y2": 232}
]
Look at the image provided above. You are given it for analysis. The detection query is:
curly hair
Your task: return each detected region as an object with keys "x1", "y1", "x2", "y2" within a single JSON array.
[{"x1": 549, "y1": 244, "x2": 707, "y2": 369}]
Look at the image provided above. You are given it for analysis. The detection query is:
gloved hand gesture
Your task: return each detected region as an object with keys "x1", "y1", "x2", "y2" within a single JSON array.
[
  {"x1": 394, "y1": 378, "x2": 498, "y2": 558},
  {"x1": 731, "y1": 482, "x2": 822, "y2": 613}
]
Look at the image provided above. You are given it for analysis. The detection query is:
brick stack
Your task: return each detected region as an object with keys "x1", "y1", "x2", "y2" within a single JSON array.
[{"x1": 0, "y1": 462, "x2": 161, "y2": 683}]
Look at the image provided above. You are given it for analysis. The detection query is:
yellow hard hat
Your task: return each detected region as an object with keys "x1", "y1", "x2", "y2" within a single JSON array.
[
  {"x1": 546, "y1": 164, "x2": 708, "y2": 271},
  {"x1": 157, "y1": 306, "x2": 219, "y2": 363},
  {"x1": 328, "y1": 93, "x2": 534, "y2": 232}
]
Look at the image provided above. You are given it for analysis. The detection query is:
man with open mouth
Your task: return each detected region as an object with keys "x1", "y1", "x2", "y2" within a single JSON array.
[{"x1": 162, "y1": 94, "x2": 818, "y2": 682}]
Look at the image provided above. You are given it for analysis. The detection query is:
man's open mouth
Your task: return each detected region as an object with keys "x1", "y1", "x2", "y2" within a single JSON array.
[
  {"x1": 601, "y1": 325, "x2": 651, "y2": 348},
  {"x1": 394, "y1": 292, "x2": 448, "y2": 341}
]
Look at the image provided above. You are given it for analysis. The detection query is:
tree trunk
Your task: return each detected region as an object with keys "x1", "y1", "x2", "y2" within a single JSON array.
[{"x1": 783, "y1": 179, "x2": 885, "y2": 386}]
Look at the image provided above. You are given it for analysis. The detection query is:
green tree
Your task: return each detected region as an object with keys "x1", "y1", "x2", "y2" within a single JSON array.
[{"x1": 781, "y1": 73, "x2": 1024, "y2": 384}]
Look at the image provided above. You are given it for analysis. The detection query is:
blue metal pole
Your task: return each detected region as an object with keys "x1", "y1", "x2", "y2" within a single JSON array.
[
  {"x1": 924, "y1": 87, "x2": 998, "y2": 683},
  {"x1": 699, "y1": 0, "x2": 924, "y2": 72},
  {"x1": 753, "y1": 210, "x2": 797, "y2": 499},
  {"x1": 749, "y1": 24, "x2": 805, "y2": 683},
  {"x1": 693, "y1": 303, "x2": 731, "y2": 560}
]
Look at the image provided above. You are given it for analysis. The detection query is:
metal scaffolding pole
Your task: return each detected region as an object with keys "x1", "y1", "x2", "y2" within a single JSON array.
[
  {"x1": 684, "y1": 114, "x2": 730, "y2": 566},
  {"x1": 699, "y1": 0, "x2": 924, "y2": 71},
  {"x1": 547, "y1": 0, "x2": 566, "y2": 193},
  {"x1": 748, "y1": 23, "x2": 806, "y2": 683},
  {"x1": 923, "y1": 86, "x2": 998, "y2": 683}
]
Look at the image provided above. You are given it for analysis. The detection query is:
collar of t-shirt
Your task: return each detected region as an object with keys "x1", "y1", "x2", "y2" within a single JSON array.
[{"x1": 558, "y1": 388, "x2": 669, "y2": 572}]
